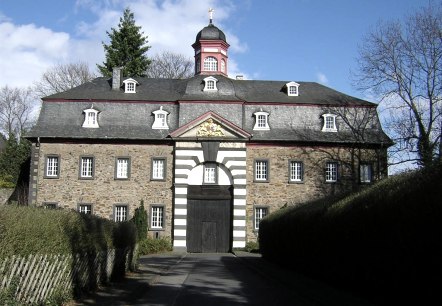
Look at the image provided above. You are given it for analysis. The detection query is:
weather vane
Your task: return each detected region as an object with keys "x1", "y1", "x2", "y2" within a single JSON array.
[{"x1": 209, "y1": 8, "x2": 214, "y2": 24}]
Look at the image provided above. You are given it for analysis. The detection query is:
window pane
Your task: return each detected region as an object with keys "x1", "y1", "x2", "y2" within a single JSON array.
[
  {"x1": 255, "y1": 161, "x2": 268, "y2": 181},
  {"x1": 81, "y1": 157, "x2": 93, "y2": 178},
  {"x1": 204, "y1": 165, "x2": 216, "y2": 183},
  {"x1": 326, "y1": 162, "x2": 338, "y2": 182},
  {"x1": 152, "y1": 159, "x2": 164, "y2": 179},
  {"x1": 255, "y1": 207, "x2": 268, "y2": 230},
  {"x1": 117, "y1": 158, "x2": 129, "y2": 178},
  {"x1": 46, "y1": 156, "x2": 59, "y2": 177},
  {"x1": 360, "y1": 164, "x2": 372, "y2": 183},
  {"x1": 115, "y1": 206, "x2": 127, "y2": 222},
  {"x1": 203, "y1": 57, "x2": 218, "y2": 71},
  {"x1": 257, "y1": 115, "x2": 266, "y2": 128},
  {"x1": 79, "y1": 205, "x2": 92, "y2": 214},
  {"x1": 152, "y1": 206, "x2": 164, "y2": 228},
  {"x1": 290, "y1": 161, "x2": 303, "y2": 181}
]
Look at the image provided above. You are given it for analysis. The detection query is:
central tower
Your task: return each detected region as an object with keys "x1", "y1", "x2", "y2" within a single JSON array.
[{"x1": 192, "y1": 10, "x2": 230, "y2": 76}]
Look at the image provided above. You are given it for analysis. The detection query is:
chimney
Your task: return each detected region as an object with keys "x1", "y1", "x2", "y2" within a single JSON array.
[
  {"x1": 236, "y1": 75, "x2": 244, "y2": 80},
  {"x1": 112, "y1": 67, "x2": 122, "y2": 90}
]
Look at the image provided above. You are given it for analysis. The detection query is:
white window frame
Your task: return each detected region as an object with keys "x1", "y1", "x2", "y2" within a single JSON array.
[
  {"x1": 286, "y1": 81, "x2": 300, "y2": 96},
  {"x1": 151, "y1": 206, "x2": 164, "y2": 229},
  {"x1": 78, "y1": 204, "x2": 92, "y2": 215},
  {"x1": 289, "y1": 160, "x2": 303, "y2": 182},
  {"x1": 80, "y1": 156, "x2": 94, "y2": 179},
  {"x1": 114, "y1": 205, "x2": 128, "y2": 222},
  {"x1": 322, "y1": 114, "x2": 338, "y2": 132},
  {"x1": 45, "y1": 155, "x2": 59, "y2": 178},
  {"x1": 115, "y1": 157, "x2": 130, "y2": 179},
  {"x1": 203, "y1": 56, "x2": 218, "y2": 71},
  {"x1": 254, "y1": 207, "x2": 268, "y2": 230},
  {"x1": 360, "y1": 163, "x2": 373, "y2": 183},
  {"x1": 203, "y1": 76, "x2": 218, "y2": 92},
  {"x1": 253, "y1": 111, "x2": 270, "y2": 130},
  {"x1": 152, "y1": 158, "x2": 166, "y2": 180},
  {"x1": 325, "y1": 162, "x2": 338, "y2": 183},
  {"x1": 123, "y1": 78, "x2": 139, "y2": 93},
  {"x1": 82, "y1": 108, "x2": 99, "y2": 128},
  {"x1": 254, "y1": 159, "x2": 269, "y2": 182},
  {"x1": 203, "y1": 163, "x2": 217, "y2": 184}
]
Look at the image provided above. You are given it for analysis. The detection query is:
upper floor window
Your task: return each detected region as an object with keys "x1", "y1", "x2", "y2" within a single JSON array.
[
  {"x1": 254, "y1": 159, "x2": 269, "y2": 182},
  {"x1": 115, "y1": 157, "x2": 130, "y2": 179},
  {"x1": 253, "y1": 111, "x2": 270, "y2": 130},
  {"x1": 286, "y1": 81, "x2": 300, "y2": 96},
  {"x1": 325, "y1": 161, "x2": 338, "y2": 183},
  {"x1": 360, "y1": 163, "x2": 373, "y2": 183},
  {"x1": 322, "y1": 114, "x2": 337, "y2": 132},
  {"x1": 221, "y1": 59, "x2": 226, "y2": 73},
  {"x1": 82, "y1": 108, "x2": 99, "y2": 128},
  {"x1": 80, "y1": 156, "x2": 94, "y2": 179},
  {"x1": 204, "y1": 56, "x2": 218, "y2": 71},
  {"x1": 45, "y1": 155, "x2": 59, "y2": 178},
  {"x1": 289, "y1": 160, "x2": 304, "y2": 182},
  {"x1": 203, "y1": 76, "x2": 218, "y2": 92},
  {"x1": 152, "y1": 157, "x2": 166, "y2": 180},
  {"x1": 123, "y1": 78, "x2": 138, "y2": 93},
  {"x1": 152, "y1": 106, "x2": 169, "y2": 129}
]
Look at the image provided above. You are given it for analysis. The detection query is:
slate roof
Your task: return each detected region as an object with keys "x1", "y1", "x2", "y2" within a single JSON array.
[{"x1": 28, "y1": 74, "x2": 392, "y2": 146}]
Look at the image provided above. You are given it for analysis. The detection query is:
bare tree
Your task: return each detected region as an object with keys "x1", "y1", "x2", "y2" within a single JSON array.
[
  {"x1": 355, "y1": 3, "x2": 442, "y2": 168},
  {"x1": 146, "y1": 51, "x2": 194, "y2": 79},
  {"x1": 34, "y1": 62, "x2": 97, "y2": 97},
  {"x1": 0, "y1": 86, "x2": 35, "y2": 138}
]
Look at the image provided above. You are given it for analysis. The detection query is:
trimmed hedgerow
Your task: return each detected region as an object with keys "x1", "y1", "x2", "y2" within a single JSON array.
[
  {"x1": 0, "y1": 206, "x2": 135, "y2": 258},
  {"x1": 138, "y1": 237, "x2": 173, "y2": 255},
  {"x1": 259, "y1": 162, "x2": 442, "y2": 304}
]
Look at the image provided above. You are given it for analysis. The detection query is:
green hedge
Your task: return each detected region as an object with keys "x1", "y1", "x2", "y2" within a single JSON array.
[
  {"x1": 138, "y1": 237, "x2": 173, "y2": 255},
  {"x1": 259, "y1": 162, "x2": 442, "y2": 304}
]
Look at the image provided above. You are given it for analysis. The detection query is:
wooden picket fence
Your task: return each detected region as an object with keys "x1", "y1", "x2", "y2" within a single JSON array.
[{"x1": 0, "y1": 248, "x2": 134, "y2": 304}]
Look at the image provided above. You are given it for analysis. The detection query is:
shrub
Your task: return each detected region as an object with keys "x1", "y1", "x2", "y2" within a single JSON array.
[
  {"x1": 132, "y1": 200, "x2": 148, "y2": 241},
  {"x1": 138, "y1": 237, "x2": 173, "y2": 255}
]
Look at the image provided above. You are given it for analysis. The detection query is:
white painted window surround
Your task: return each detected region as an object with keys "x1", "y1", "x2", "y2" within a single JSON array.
[
  {"x1": 253, "y1": 111, "x2": 270, "y2": 130},
  {"x1": 322, "y1": 114, "x2": 338, "y2": 132},
  {"x1": 203, "y1": 76, "x2": 218, "y2": 92},
  {"x1": 286, "y1": 81, "x2": 300, "y2": 96},
  {"x1": 152, "y1": 106, "x2": 169, "y2": 129},
  {"x1": 82, "y1": 108, "x2": 99, "y2": 128},
  {"x1": 123, "y1": 78, "x2": 139, "y2": 93}
]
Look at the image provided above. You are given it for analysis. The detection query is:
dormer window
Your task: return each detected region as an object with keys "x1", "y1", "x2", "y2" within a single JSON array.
[
  {"x1": 152, "y1": 106, "x2": 169, "y2": 129},
  {"x1": 286, "y1": 82, "x2": 300, "y2": 97},
  {"x1": 123, "y1": 78, "x2": 138, "y2": 93},
  {"x1": 82, "y1": 107, "x2": 99, "y2": 128},
  {"x1": 322, "y1": 114, "x2": 337, "y2": 132},
  {"x1": 203, "y1": 76, "x2": 218, "y2": 92},
  {"x1": 253, "y1": 110, "x2": 270, "y2": 130},
  {"x1": 204, "y1": 56, "x2": 218, "y2": 71}
]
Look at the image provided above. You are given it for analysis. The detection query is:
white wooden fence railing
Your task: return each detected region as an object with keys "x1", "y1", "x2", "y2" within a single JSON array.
[{"x1": 0, "y1": 248, "x2": 133, "y2": 304}]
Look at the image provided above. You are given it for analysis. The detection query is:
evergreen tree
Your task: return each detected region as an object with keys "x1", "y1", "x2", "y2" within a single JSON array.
[
  {"x1": 132, "y1": 200, "x2": 148, "y2": 241},
  {"x1": 97, "y1": 8, "x2": 151, "y2": 77},
  {"x1": 0, "y1": 133, "x2": 31, "y2": 187}
]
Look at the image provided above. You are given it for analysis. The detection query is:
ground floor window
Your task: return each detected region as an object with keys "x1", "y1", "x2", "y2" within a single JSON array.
[
  {"x1": 44, "y1": 203, "x2": 57, "y2": 209},
  {"x1": 114, "y1": 205, "x2": 128, "y2": 222},
  {"x1": 254, "y1": 207, "x2": 268, "y2": 230},
  {"x1": 78, "y1": 204, "x2": 92, "y2": 214},
  {"x1": 151, "y1": 206, "x2": 164, "y2": 229}
]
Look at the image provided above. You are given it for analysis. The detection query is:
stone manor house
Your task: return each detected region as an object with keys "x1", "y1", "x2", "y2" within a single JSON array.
[{"x1": 26, "y1": 20, "x2": 391, "y2": 252}]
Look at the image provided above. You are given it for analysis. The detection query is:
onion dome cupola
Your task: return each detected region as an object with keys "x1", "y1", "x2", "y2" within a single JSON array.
[{"x1": 192, "y1": 8, "x2": 230, "y2": 76}]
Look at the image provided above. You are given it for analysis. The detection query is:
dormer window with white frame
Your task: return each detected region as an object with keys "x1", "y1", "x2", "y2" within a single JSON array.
[
  {"x1": 253, "y1": 110, "x2": 270, "y2": 131},
  {"x1": 203, "y1": 76, "x2": 218, "y2": 92},
  {"x1": 152, "y1": 106, "x2": 169, "y2": 129},
  {"x1": 123, "y1": 78, "x2": 138, "y2": 93},
  {"x1": 286, "y1": 81, "x2": 300, "y2": 97},
  {"x1": 82, "y1": 107, "x2": 99, "y2": 128},
  {"x1": 322, "y1": 114, "x2": 338, "y2": 132}
]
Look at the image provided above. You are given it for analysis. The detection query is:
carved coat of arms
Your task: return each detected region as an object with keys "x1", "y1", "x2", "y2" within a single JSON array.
[{"x1": 197, "y1": 119, "x2": 224, "y2": 137}]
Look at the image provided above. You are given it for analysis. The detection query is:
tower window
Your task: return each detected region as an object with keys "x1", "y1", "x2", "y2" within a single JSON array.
[
  {"x1": 221, "y1": 59, "x2": 226, "y2": 73},
  {"x1": 204, "y1": 56, "x2": 218, "y2": 71}
]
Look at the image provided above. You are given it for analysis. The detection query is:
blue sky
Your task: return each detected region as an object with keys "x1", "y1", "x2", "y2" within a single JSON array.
[{"x1": 0, "y1": 0, "x2": 432, "y2": 100}]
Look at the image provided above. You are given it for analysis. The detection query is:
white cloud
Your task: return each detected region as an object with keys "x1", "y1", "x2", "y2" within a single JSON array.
[
  {"x1": 1, "y1": 0, "x2": 250, "y2": 88},
  {"x1": 316, "y1": 72, "x2": 328, "y2": 84}
]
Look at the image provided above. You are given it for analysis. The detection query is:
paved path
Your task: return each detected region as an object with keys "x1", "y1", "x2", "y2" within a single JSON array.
[{"x1": 76, "y1": 252, "x2": 373, "y2": 306}]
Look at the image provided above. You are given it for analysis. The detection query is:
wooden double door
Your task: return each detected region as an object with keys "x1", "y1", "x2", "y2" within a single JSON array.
[{"x1": 186, "y1": 185, "x2": 232, "y2": 253}]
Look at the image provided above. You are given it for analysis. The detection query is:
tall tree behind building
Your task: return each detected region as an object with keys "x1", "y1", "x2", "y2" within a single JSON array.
[
  {"x1": 355, "y1": 3, "x2": 442, "y2": 168},
  {"x1": 97, "y1": 8, "x2": 151, "y2": 77}
]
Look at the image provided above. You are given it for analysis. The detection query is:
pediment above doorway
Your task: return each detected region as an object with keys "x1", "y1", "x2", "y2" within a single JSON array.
[{"x1": 169, "y1": 111, "x2": 251, "y2": 140}]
